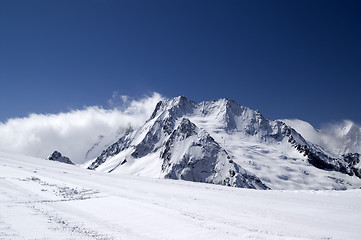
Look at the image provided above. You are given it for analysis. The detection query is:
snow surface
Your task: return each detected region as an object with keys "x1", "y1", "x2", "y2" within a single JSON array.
[{"x1": 1, "y1": 151, "x2": 361, "y2": 240}]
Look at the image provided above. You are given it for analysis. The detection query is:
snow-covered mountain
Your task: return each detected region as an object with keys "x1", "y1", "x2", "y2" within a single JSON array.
[{"x1": 87, "y1": 96, "x2": 361, "y2": 190}]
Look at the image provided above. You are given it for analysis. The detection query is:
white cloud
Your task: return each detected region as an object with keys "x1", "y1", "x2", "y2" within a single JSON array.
[
  {"x1": 0, "y1": 92, "x2": 165, "y2": 164},
  {"x1": 319, "y1": 120, "x2": 361, "y2": 155}
]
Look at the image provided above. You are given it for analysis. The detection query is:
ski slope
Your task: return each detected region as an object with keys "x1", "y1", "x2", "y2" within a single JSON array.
[{"x1": 1, "y1": 151, "x2": 360, "y2": 240}]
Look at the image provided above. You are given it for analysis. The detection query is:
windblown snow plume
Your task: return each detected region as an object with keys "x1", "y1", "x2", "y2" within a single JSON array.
[{"x1": 0, "y1": 93, "x2": 164, "y2": 164}]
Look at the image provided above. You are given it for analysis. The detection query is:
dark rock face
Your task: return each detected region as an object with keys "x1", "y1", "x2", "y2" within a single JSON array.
[
  {"x1": 47, "y1": 151, "x2": 73, "y2": 165},
  {"x1": 342, "y1": 153, "x2": 360, "y2": 177}
]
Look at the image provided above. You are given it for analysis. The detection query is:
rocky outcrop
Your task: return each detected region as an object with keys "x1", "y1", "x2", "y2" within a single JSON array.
[{"x1": 47, "y1": 151, "x2": 73, "y2": 165}]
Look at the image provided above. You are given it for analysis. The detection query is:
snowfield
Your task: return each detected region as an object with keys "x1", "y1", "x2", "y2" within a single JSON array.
[{"x1": 1, "y1": 151, "x2": 360, "y2": 240}]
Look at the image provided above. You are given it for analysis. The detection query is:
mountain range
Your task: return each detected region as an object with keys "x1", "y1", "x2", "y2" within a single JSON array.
[{"x1": 84, "y1": 96, "x2": 361, "y2": 190}]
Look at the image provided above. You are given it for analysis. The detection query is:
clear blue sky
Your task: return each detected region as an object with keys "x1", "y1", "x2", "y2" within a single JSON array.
[{"x1": 1, "y1": 0, "x2": 360, "y2": 127}]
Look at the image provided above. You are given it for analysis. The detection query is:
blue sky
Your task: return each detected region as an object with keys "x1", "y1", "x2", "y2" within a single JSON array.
[{"x1": 1, "y1": 0, "x2": 360, "y2": 128}]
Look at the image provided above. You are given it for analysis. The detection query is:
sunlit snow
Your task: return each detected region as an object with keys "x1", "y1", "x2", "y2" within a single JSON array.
[{"x1": 1, "y1": 151, "x2": 360, "y2": 240}]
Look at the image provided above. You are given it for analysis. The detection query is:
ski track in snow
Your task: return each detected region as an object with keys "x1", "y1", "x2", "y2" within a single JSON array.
[{"x1": 1, "y1": 152, "x2": 361, "y2": 240}]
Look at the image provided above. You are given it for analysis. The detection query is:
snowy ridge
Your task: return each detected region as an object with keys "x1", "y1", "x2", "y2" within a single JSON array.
[
  {"x1": 282, "y1": 119, "x2": 361, "y2": 156},
  {"x1": 88, "y1": 96, "x2": 361, "y2": 190},
  {"x1": 83, "y1": 126, "x2": 128, "y2": 162}
]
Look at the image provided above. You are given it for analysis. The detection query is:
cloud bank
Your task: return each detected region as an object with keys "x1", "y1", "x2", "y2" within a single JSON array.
[
  {"x1": 282, "y1": 119, "x2": 361, "y2": 157},
  {"x1": 319, "y1": 120, "x2": 361, "y2": 155},
  {"x1": 0, "y1": 92, "x2": 164, "y2": 164},
  {"x1": 2, "y1": 92, "x2": 359, "y2": 165}
]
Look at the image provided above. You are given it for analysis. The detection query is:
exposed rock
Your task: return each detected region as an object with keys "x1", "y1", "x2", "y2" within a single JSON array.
[{"x1": 47, "y1": 151, "x2": 73, "y2": 165}]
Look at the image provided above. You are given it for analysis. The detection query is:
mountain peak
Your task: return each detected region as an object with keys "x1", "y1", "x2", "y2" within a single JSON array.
[
  {"x1": 174, "y1": 95, "x2": 189, "y2": 103},
  {"x1": 149, "y1": 96, "x2": 196, "y2": 120},
  {"x1": 170, "y1": 95, "x2": 196, "y2": 109}
]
